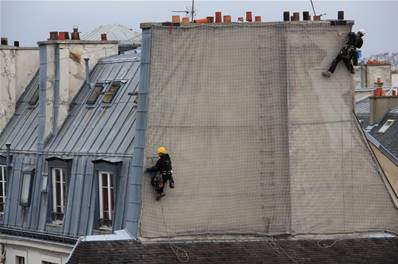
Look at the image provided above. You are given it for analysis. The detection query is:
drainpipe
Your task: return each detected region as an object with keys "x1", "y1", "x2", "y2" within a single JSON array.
[
  {"x1": 125, "y1": 28, "x2": 152, "y2": 236},
  {"x1": 5, "y1": 143, "x2": 11, "y2": 169},
  {"x1": 53, "y1": 44, "x2": 60, "y2": 136},
  {"x1": 84, "y1": 58, "x2": 91, "y2": 87},
  {"x1": 38, "y1": 45, "x2": 47, "y2": 152}
]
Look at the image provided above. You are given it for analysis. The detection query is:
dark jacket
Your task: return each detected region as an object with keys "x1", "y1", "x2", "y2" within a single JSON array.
[{"x1": 149, "y1": 154, "x2": 172, "y2": 174}]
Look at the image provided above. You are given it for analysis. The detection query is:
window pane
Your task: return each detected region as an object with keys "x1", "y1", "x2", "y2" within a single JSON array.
[
  {"x1": 102, "y1": 83, "x2": 120, "y2": 103},
  {"x1": 102, "y1": 173, "x2": 108, "y2": 186},
  {"x1": 87, "y1": 84, "x2": 104, "y2": 105},
  {"x1": 21, "y1": 173, "x2": 31, "y2": 204}
]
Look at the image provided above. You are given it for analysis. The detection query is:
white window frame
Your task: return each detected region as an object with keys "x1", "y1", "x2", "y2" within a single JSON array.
[
  {"x1": 98, "y1": 171, "x2": 114, "y2": 227},
  {"x1": 378, "y1": 119, "x2": 395, "y2": 133},
  {"x1": 0, "y1": 165, "x2": 6, "y2": 215},
  {"x1": 51, "y1": 168, "x2": 66, "y2": 221}
]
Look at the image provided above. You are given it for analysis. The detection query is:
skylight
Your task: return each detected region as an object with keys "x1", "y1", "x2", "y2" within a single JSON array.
[
  {"x1": 378, "y1": 119, "x2": 395, "y2": 133},
  {"x1": 102, "y1": 82, "x2": 121, "y2": 104},
  {"x1": 87, "y1": 83, "x2": 104, "y2": 105}
]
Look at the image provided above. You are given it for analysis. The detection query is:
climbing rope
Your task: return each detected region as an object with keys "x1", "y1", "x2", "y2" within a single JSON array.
[{"x1": 160, "y1": 202, "x2": 190, "y2": 263}]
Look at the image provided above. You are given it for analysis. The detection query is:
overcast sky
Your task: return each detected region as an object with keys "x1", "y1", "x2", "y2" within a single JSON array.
[{"x1": 0, "y1": 0, "x2": 396, "y2": 56}]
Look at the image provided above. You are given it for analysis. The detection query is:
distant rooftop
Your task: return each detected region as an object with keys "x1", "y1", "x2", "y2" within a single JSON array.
[{"x1": 82, "y1": 24, "x2": 141, "y2": 46}]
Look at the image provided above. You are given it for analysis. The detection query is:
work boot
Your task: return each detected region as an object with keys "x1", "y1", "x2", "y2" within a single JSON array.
[
  {"x1": 156, "y1": 193, "x2": 166, "y2": 201},
  {"x1": 169, "y1": 181, "x2": 175, "y2": 189},
  {"x1": 322, "y1": 71, "x2": 332, "y2": 78}
]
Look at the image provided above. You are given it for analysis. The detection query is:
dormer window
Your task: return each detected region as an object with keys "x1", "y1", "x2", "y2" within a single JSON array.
[
  {"x1": 378, "y1": 119, "x2": 395, "y2": 133},
  {"x1": 92, "y1": 159, "x2": 121, "y2": 231},
  {"x1": 102, "y1": 82, "x2": 121, "y2": 104},
  {"x1": 20, "y1": 169, "x2": 34, "y2": 207},
  {"x1": 86, "y1": 83, "x2": 105, "y2": 105},
  {"x1": 46, "y1": 157, "x2": 72, "y2": 224}
]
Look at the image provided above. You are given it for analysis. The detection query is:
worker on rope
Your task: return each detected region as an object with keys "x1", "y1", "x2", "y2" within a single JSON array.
[
  {"x1": 146, "y1": 146, "x2": 175, "y2": 200},
  {"x1": 322, "y1": 29, "x2": 365, "y2": 77}
]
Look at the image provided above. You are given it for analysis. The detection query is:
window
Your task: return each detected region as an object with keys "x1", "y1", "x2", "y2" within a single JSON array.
[
  {"x1": 20, "y1": 170, "x2": 34, "y2": 206},
  {"x1": 378, "y1": 119, "x2": 395, "y2": 133},
  {"x1": 16, "y1": 256, "x2": 25, "y2": 264},
  {"x1": 28, "y1": 88, "x2": 39, "y2": 106},
  {"x1": 98, "y1": 171, "x2": 114, "y2": 228},
  {"x1": 51, "y1": 168, "x2": 66, "y2": 221},
  {"x1": 0, "y1": 165, "x2": 6, "y2": 214},
  {"x1": 86, "y1": 83, "x2": 104, "y2": 105},
  {"x1": 46, "y1": 157, "x2": 72, "y2": 223},
  {"x1": 102, "y1": 82, "x2": 121, "y2": 104}
]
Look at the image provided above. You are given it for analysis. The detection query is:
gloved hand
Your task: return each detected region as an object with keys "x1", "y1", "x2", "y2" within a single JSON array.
[{"x1": 169, "y1": 181, "x2": 175, "y2": 189}]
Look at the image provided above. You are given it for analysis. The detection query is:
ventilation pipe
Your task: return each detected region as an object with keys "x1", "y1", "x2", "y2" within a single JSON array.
[{"x1": 84, "y1": 58, "x2": 91, "y2": 87}]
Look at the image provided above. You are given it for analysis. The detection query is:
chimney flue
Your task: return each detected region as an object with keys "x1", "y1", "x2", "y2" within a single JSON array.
[
  {"x1": 101, "y1": 33, "x2": 107, "y2": 41},
  {"x1": 14, "y1": 41, "x2": 19, "y2": 47},
  {"x1": 71, "y1": 26, "x2": 80, "y2": 40},
  {"x1": 1, "y1": 37, "x2": 8, "y2": 45}
]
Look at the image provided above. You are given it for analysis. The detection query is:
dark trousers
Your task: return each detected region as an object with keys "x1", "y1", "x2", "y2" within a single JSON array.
[{"x1": 328, "y1": 46, "x2": 356, "y2": 74}]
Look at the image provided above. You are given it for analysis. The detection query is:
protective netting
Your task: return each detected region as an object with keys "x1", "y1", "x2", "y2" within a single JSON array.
[{"x1": 139, "y1": 23, "x2": 398, "y2": 238}]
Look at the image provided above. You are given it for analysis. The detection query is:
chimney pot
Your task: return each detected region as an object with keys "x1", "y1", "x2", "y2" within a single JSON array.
[
  {"x1": 73, "y1": 26, "x2": 79, "y2": 33},
  {"x1": 283, "y1": 11, "x2": 290, "y2": 21},
  {"x1": 172, "y1": 15, "x2": 181, "y2": 23},
  {"x1": 207, "y1": 16, "x2": 214, "y2": 23},
  {"x1": 49, "y1": 32, "x2": 58, "y2": 40},
  {"x1": 255, "y1": 16, "x2": 262, "y2": 22},
  {"x1": 58, "y1": 32, "x2": 67, "y2": 40},
  {"x1": 313, "y1": 15, "x2": 321, "y2": 21},
  {"x1": 292, "y1": 12, "x2": 300, "y2": 21},
  {"x1": 193, "y1": 18, "x2": 208, "y2": 24},
  {"x1": 14, "y1": 41, "x2": 19, "y2": 47},
  {"x1": 246, "y1": 11, "x2": 253, "y2": 22},
  {"x1": 303, "y1": 11, "x2": 310, "y2": 21},
  {"x1": 223, "y1": 15, "x2": 232, "y2": 24},
  {"x1": 1, "y1": 37, "x2": 8, "y2": 45},
  {"x1": 181, "y1": 17, "x2": 190, "y2": 26},
  {"x1": 101, "y1": 33, "x2": 107, "y2": 41},
  {"x1": 71, "y1": 32, "x2": 80, "y2": 40},
  {"x1": 338, "y1": 11, "x2": 344, "y2": 20},
  {"x1": 215, "y1": 11, "x2": 222, "y2": 23}
]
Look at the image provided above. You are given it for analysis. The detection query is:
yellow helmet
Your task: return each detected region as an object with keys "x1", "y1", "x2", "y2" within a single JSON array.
[{"x1": 157, "y1": 146, "x2": 167, "y2": 155}]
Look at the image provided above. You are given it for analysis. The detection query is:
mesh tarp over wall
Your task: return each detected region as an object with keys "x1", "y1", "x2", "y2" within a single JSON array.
[{"x1": 139, "y1": 22, "x2": 398, "y2": 238}]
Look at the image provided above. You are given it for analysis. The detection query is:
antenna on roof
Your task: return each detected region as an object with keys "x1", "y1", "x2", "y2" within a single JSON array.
[
  {"x1": 172, "y1": 0, "x2": 196, "y2": 21},
  {"x1": 310, "y1": 0, "x2": 317, "y2": 16}
]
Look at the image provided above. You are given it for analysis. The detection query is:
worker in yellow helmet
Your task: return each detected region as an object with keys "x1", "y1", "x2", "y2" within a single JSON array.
[{"x1": 146, "y1": 146, "x2": 175, "y2": 200}]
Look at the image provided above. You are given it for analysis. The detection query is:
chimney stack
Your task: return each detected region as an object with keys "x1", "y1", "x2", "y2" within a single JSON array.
[
  {"x1": 14, "y1": 41, "x2": 20, "y2": 47},
  {"x1": 1, "y1": 37, "x2": 8, "y2": 45},
  {"x1": 283, "y1": 11, "x2": 290, "y2": 21}
]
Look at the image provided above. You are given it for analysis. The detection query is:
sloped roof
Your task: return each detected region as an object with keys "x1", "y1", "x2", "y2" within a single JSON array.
[
  {"x1": 45, "y1": 52, "x2": 140, "y2": 155},
  {"x1": 82, "y1": 24, "x2": 141, "y2": 46},
  {"x1": 369, "y1": 110, "x2": 398, "y2": 159},
  {"x1": 0, "y1": 71, "x2": 39, "y2": 151},
  {"x1": 67, "y1": 237, "x2": 398, "y2": 264}
]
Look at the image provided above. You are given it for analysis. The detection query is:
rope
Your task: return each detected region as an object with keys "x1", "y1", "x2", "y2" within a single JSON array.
[
  {"x1": 160, "y1": 202, "x2": 190, "y2": 263},
  {"x1": 267, "y1": 238, "x2": 300, "y2": 264},
  {"x1": 317, "y1": 239, "x2": 338, "y2": 248}
]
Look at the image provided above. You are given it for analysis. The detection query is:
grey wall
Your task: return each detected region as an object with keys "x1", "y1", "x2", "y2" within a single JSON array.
[{"x1": 139, "y1": 22, "x2": 398, "y2": 238}]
